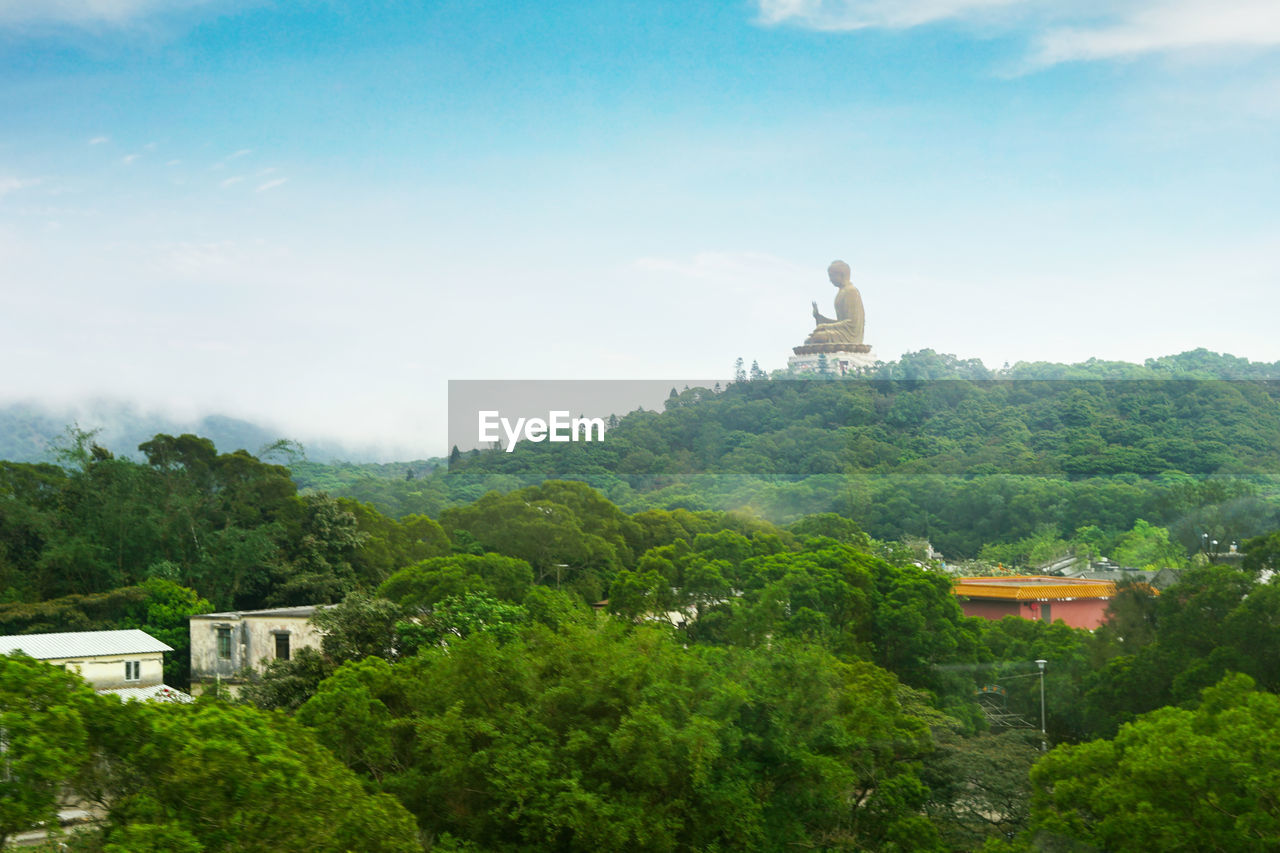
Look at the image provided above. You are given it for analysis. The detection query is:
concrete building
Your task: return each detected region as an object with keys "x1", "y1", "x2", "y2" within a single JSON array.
[
  {"x1": 952, "y1": 576, "x2": 1121, "y2": 630},
  {"x1": 0, "y1": 628, "x2": 190, "y2": 702},
  {"x1": 189, "y1": 605, "x2": 329, "y2": 695}
]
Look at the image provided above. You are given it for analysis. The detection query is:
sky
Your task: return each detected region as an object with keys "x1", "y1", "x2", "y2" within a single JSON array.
[{"x1": 1, "y1": 0, "x2": 1278, "y2": 457}]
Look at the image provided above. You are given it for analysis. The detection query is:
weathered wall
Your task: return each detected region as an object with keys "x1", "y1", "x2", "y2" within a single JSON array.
[
  {"x1": 190, "y1": 612, "x2": 324, "y2": 687},
  {"x1": 47, "y1": 652, "x2": 165, "y2": 690}
]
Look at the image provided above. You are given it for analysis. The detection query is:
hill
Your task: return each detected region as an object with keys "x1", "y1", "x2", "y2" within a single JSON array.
[{"x1": 0, "y1": 399, "x2": 399, "y2": 464}]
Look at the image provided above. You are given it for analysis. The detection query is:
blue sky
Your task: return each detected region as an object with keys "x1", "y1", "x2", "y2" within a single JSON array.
[{"x1": 1, "y1": 0, "x2": 1278, "y2": 456}]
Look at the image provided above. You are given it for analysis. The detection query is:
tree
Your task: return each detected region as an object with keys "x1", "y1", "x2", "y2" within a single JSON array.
[
  {"x1": 921, "y1": 730, "x2": 1040, "y2": 848},
  {"x1": 299, "y1": 624, "x2": 940, "y2": 851},
  {"x1": 274, "y1": 494, "x2": 367, "y2": 605},
  {"x1": 379, "y1": 553, "x2": 534, "y2": 609},
  {"x1": 0, "y1": 654, "x2": 96, "y2": 848},
  {"x1": 1030, "y1": 673, "x2": 1280, "y2": 851},
  {"x1": 1110, "y1": 519, "x2": 1187, "y2": 569},
  {"x1": 1242, "y1": 529, "x2": 1280, "y2": 576},
  {"x1": 88, "y1": 699, "x2": 420, "y2": 853},
  {"x1": 312, "y1": 591, "x2": 403, "y2": 663},
  {"x1": 606, "y1": 568, "x2": 672, "y2": 622}
]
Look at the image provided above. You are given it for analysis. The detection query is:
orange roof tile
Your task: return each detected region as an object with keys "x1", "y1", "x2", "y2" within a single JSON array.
[{"x1": 952, "y1": 575, "x2": 1116, "y2": 601}]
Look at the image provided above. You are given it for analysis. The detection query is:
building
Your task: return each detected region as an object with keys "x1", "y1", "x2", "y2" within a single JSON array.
[
  {"x1": 0, "y1": 628, "x2": 190, "y2": 702},
  {"x1": 1073, "y1": 568, "x2": 1182, "y2": 592},
  {"x1": 189, "y1": 605, "x2": 329, "y2": 695},
  {"x1": 952, "y1": 575, "x2": 1122, "y2": 630}
]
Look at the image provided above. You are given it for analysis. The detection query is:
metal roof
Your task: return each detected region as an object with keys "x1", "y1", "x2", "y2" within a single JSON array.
[
  {"x1": 99, "y1": 683, "x2": 193, "y2": 703},
  {"x1": 0, "y1": 629, "x2": 172, "y2": 660},
  {"x1": 953, "y1": 575, "x2": 1117, "y2": 601},
  {"x1": 190, "y1": 604, "x2": 332, "y2": 620}
]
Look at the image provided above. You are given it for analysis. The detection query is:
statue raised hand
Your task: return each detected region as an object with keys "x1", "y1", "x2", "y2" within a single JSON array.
[{"x1": 804, "y1": 260, "x2": 864, "y2": 346}]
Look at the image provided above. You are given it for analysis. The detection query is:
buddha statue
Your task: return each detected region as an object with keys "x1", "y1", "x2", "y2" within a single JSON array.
[{"x1": 804, "y1": 260, "x2": 864, "y2": 347}]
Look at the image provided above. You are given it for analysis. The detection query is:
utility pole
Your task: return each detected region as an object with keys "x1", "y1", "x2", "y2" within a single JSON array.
[{"x1": 1036, "y1": 659, "x2": 1048, "y2": 752}]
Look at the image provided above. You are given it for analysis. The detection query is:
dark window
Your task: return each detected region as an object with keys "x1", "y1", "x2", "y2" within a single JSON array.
[
  {"x1": 125, "y1": 660, "x2": 140, "y2": 681},
  {"x1": 217, "y1": 627, "x2": 232, "y2": 660},
  {"x1": 1040, "y1": 603, "x2": 1052, "y2": 623},
  {"x1": 275, "y1": 633, "x2": 290, "y2": 661}
]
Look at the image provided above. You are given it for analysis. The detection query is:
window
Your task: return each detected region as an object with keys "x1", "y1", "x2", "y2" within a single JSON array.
[
  {"x1": 217, "y1": 627, "x2": 232, "y2": 660},
  {"x1": 125, "y1": 660, "x2": 140, "y2": 682},
  {"x1": 275, "y1": 633, "x2": 290, "y2": 661}
]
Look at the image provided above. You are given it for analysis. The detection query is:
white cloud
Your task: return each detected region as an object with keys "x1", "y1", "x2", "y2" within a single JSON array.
[
  {"x1": 121, "y1": 153, "x2": 138, "y2": 164},
  {"x1": 1034, "y1": 0, "x2": 1280, "y2": 65},
  {"x1": 0, "y1": 176, "x2": 40, "y2": 196},
  {"x1": 88, "y1": 135, "x2": 109, "y2": 145},
  {"x1": 220, "y1": 176, "x2": 245, "y2": 188},
  {"x1": 755, "y1": 0, "x2": 1026, "y2": 31},
  {"x1": 255, "y1": 178, "x2": 287, "y2": 192},
  {"x1": 756, "y1": 0, "x2": 1280, "y2": 66},
  {"x1": 0, "y1": 0, "x2": 217, "y2": 28}
]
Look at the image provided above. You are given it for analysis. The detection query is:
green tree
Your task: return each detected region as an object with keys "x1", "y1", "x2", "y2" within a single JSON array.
[
  {"x1": 1110, "y1": 518, "x2": 1187, "y2": 568},
  {"x1": 299, "y1": 624, "x2": 940, "y2": 851},
  {"x1": 921, "y1": 730, "x2": 1040, "y2": 848},
  {"x1": 0, "y1": 655, "x2": 97, "y2": 848},
  {"x1": 89, "y1": 699, "x2": 419, "y2": 853},
  {"x1": 310, "y1": 591, "x2": 403, "y2": 663},
  {"x1": 379, "y1": 553, "x2": 534, "y2": 609},
  {"x1": 1031, "y1": 673, "x2": 1280, "y2": 851}
]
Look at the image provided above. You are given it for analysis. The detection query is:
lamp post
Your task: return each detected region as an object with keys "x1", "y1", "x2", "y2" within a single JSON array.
[{"x1": 1036, "y1": 659, "x2": 1048, "y2": 752}]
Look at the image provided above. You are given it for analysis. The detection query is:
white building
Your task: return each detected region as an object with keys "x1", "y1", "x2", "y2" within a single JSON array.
[
  {"x1": 189, "y1": 605, "x2": 330, "y2": 696},
  {"x1": 0, "y1": 628, "x2": 190, "y2": 702}
]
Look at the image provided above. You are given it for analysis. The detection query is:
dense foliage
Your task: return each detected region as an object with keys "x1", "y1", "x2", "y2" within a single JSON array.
[
  {"x1": 5, "y1": 349, "x2": 1280, "y2": 849},
  {"x1": 0, "y1": 654, "x2": 419, "y2": 852},
  {"x1": 0, "y1": 431, "x2": 450, "y2": 613},
  {"x1": 287, "y1": 351, "x2": 1280, "y2": 563}
]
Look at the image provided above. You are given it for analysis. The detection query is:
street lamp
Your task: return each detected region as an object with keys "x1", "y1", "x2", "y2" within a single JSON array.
[{"x1": 1036, "y1": 659, "x2": 1048, "y2": 752}]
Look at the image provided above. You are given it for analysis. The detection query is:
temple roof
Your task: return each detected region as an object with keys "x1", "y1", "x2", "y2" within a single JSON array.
[{"x1": 953, "y1": 575, "x2": 1118, "y2": 601}]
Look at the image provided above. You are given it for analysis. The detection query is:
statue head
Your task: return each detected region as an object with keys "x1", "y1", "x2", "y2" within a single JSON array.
[{"x1": 827, "y1": 260, "x2": 851, "y2": 287}]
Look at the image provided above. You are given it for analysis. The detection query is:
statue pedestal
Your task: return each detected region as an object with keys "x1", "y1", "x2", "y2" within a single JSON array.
[{"x1": 787, "y1": 344, "x2": 877, "y2": 376}]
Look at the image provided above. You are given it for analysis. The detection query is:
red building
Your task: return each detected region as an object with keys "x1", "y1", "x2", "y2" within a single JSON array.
[{"x1": 952, "y1": 576, "x2": 1119, "y2": 630}]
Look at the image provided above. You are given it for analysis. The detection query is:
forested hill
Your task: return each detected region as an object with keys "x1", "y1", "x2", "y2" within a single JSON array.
[
  {"x1": 0, "y1": 400, "x2": 408, "y2": 464},
  {"x1": 291, "y1": 349, "x2": 1280, "y2": 559},
  {"x1": 457, "y1": 374, "x2": 1280, "y2": 480},
  {"x1": 5, "y1": 350, "x2": 1280, "y2": 849}
]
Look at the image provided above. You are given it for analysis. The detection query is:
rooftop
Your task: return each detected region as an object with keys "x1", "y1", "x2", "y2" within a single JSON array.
[
  {"x1": 190, "y1": 604, "x2": 332, "y2": 620},
  {"x1": 0, "y1": 629, "x2": 173, "y2": 660},
  {"x1": 953, "y1": 575, "x2": 1117, "y2": 601},
  {"x1": 100, "y1": 683, "x2": 193, "y2": 703}
]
